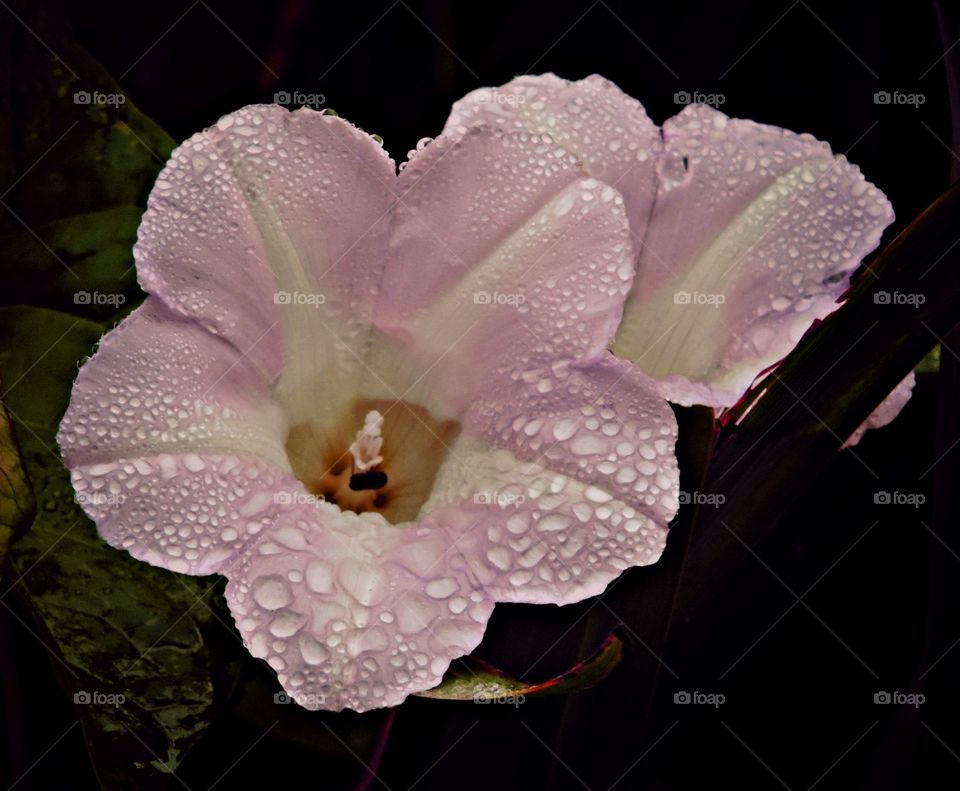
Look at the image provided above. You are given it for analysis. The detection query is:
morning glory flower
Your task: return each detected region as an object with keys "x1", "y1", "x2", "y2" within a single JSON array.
[
  {"x1": 444, "y1": 74, "x2": 899, "y2": 414},
  {"x1": 58, "y1": 101, "x2": 680, "y2": 711}
]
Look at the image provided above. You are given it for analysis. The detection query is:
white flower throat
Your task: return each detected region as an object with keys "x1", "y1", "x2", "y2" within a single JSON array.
[{"x1": 284, "y1": 400, "x2": 461, "y2": 524}]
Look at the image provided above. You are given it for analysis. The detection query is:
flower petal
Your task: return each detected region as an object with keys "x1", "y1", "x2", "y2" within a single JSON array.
[
  {"x1": 421, "y1": 356, "x2": 679, "y2": 605},
  {"x1": 612, "y1": 104, "x2": 894, "y2": 406},
  {"x1": 224, "y1": 504, "x2": 492, "y2": 711},
  {"x1": 135, "y1": 104, "x2": 398, "y2": 419},
  {"x1": 844, "y1": 372, "x2": 915, "y2": 447},
  {"x1": 441, "y1": 73, "x2": 660, "y2": 237},
  {"x1": 376, "y1": 124, "x2": 636, "y2": 412},
  {"x1": 58, "y1": 299, "x2": 291, "y2": 574}
]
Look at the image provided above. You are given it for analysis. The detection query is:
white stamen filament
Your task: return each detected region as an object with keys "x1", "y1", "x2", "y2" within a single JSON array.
[{"x1": 349, "y1": 410, "x2": 385, "y2": 472}]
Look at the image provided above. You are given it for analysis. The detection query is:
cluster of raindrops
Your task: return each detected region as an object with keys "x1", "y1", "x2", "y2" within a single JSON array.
[
  {"x1": 617, "y1": 102, "x2": 894, "y2": 400},
  {"x1": 419, "y1": 360, "x2": 679, "y2": 605},
  {"x1": 391, "y1": 125, "x2": 636, "y2": 398},
  {"x1": 226, "y1": 507, "x2": 492, "y2": 711},
  {"x1": 443, "y1": 73, "x2": 661, "y2": 205},
  {"x1": 58, "y1": 303, "x2": 288, "y2": 472},
  {"x1": 402, "y1": 135, "x2": 435, "y2": 168},
  {"x1": 71, "y1": 453, "x2": 294, "y2": 575},
  {"x1": 507, "y1": 176, "x2": 634, "y2": 366},
  {"x1": 138, "y1": 104, "x2": 398, "y2": 383}
]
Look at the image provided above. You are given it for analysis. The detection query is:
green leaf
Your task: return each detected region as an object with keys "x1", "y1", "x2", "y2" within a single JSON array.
[
  {"x1": 0, "y1": 395, "x2": 35, "y2": 567},
  {"x1": 0, "y1": 9, "x2": 174, "y2": 228},
  {"x1": 417, "y1": 631, "x2": 624, "y2": 701},
  {"x1": 916, "y1": 344, "x2": 941, "y2": 375},
  {"x1": 0, "y1": 206, "x2": 145, "y2": 321},
  {"x1": 0, "y1": 6, "x2": 247, "y2": 783},
  {"x1": 0, "y1": 306, "x2": 105, "y2": 431},
  {"x1": 0, "y1": 305, "x2": 243, "y2": 789},
  {"x1": 0, "y1": 1, "x2": 172, "y2": 324}
]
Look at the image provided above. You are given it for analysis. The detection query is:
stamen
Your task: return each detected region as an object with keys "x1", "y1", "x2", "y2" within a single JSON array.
[{"x1": 349, "y1": 410, "x2": 384, "y2": 473}]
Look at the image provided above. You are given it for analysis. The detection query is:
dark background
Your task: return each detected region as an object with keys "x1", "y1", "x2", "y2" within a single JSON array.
[{"x1": 2, "y1": 0, "x2": 958, "y2": 788}]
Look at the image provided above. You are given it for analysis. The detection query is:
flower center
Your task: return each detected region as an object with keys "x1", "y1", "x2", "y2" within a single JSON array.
[{"x1": 284, "y1": 400, "x2": 461, "y2": 524}]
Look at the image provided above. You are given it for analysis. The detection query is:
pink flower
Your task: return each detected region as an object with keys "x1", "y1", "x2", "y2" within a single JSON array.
[
  {"x1": 58, "y1": 94, "x2": 681, "y2": 711},
  {"x1": 60, "y1": 74, "x2": 905, "y2": 713},
  {"x1": 445, "y1": 74, "x2": 898, "y2": 417}
]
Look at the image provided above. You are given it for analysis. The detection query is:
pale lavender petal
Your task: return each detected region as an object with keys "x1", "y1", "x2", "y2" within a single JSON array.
[
  {"x1": 136, "y1": 105, "x2": 396, "y2": 384},
  {"x1": 421, "y1": 355, "x2": 679, "y2": 605},
  {"x1": 58, "y1": 299, "x2": 290, "y2": 574},
  {"x1": 612, "y1": 103, "x2": 894, "y2": 407},
  {"x1": 375, "y1": 124, "x2": 636, "y2": 413},
  {"x1": 224, "y1": 504, "x2": 492, "y2": 711},
  {"x1": 844, "y1": 372, "x2": 915, "y2": 447},
  {"x1": 441, "y1": 73, "x2": 660, "y2": 243}
]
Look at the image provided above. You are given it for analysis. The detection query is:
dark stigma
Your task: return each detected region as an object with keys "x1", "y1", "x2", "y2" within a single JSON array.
[{"x1": 349, "y1": 469, "x2": 388, "y2": 491}]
